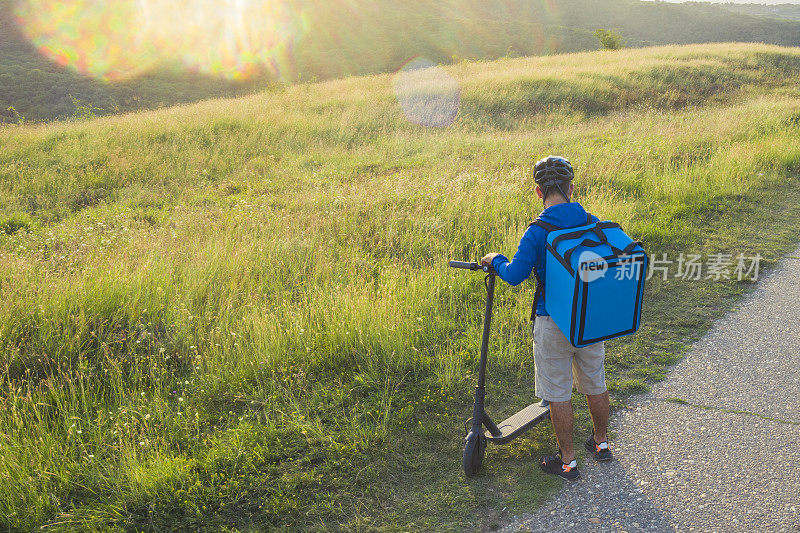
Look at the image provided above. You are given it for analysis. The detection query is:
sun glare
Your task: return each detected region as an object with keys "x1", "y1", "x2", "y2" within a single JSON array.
[
  {"x1": 393, "y1": 57, "x2": 460, "y2": 128},
  {"x1": 13, "y1": 0, "x2": 309, "y2": 81}
]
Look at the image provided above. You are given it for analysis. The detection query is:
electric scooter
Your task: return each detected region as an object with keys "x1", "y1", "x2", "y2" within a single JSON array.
[{"x1": 449, "y1": 260, "x2": 551, "y2": 477}]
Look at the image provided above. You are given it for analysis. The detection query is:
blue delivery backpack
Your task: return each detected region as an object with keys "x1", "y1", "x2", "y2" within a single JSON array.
[{"x1": 531, "y1": 217, "x2": 648, "y2": 348}]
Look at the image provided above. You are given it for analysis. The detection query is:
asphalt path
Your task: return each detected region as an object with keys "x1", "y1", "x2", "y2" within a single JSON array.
[{"x1": 500, "y1": 247, "x2": 800, "y2": 532}]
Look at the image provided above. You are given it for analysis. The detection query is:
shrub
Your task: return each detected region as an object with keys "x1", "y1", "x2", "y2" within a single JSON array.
[
  {"x1": 0, "y1": 212, "x2": 32, "y2": 235},
  {"x1": 595, "y1": 29, "x2": 624, "y2": 51},
  {"x1": 69, "y1": 94, "x2": 100, "y2": 120}
]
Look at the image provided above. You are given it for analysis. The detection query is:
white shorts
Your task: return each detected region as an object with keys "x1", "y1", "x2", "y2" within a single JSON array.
[{"x1": 532, "y1": 315, "x2": 607, "y2": 402}]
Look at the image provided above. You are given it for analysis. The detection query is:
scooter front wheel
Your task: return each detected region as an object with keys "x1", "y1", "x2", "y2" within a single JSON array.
[{"x1": 462, "y1": 430, "x2": 486, "y2": 477}]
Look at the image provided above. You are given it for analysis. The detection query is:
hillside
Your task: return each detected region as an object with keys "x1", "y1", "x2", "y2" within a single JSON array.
[
  {"x1": 3, "y1": 43, "x2": 800, "y2": 531},
  {"x1": 4, "y1": 0, "x2": 800, "y2": 122},
  {"x1": 715, "y1": 2, "x2": 800, "y2": 21}
]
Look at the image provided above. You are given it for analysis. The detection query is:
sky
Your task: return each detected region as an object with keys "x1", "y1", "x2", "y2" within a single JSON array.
[{"x1": 655, "y1": 1, "x2": 800, "y2": 4}]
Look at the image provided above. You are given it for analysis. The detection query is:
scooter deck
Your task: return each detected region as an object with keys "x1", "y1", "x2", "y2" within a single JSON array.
[{"x1": 484, "y1": 402, "x2": 550, "y2": 444}]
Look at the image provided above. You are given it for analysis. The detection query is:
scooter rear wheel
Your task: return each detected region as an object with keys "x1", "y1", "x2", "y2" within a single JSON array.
[{"x1": 462, "y1": 431, "x2": 486, "y2": 477}]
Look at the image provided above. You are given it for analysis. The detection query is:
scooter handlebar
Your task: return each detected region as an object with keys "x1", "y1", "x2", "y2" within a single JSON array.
[
  {"x1": 449, "y1": 261, "x2": 480, "y2": 270},
  {"x1": 448, "y1": 260, "x2": 495, "y2": 274}
]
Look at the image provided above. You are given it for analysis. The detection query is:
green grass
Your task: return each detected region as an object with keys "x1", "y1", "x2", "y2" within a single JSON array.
[{"x1": 2, "y1": 42, "x2": 800, "y2": 531}]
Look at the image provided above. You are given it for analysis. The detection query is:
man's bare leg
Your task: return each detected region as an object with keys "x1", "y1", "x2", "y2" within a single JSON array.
[
  {"x1": 549, "y1": 400, "x2": 575, "y2": 463},
  {"x1": 586, "y1": 390, "x2": 610, "y2": 443}
]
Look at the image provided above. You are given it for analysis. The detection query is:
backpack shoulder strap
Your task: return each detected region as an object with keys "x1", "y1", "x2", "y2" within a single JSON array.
[
  {"x1": 530, "y1": 219, "x2": 561, "y2": 233},
  {"x1": 528, "y1": 219, "x2": 562, "y2": 323},
  {"x1": 527, "y1": 213, "x2": 593, "y2": 323}
]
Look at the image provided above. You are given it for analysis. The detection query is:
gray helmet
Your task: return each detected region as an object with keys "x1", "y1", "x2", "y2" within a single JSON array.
[{"x1": 534, "y1": 155, "x2": 573, "y2": 200}]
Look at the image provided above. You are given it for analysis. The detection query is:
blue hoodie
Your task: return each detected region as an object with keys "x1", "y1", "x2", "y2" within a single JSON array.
[{"x1": 491, "y1": 202, "x2": 598, "y2": 316}]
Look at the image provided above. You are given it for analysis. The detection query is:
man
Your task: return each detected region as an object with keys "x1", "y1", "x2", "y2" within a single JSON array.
[{"x1": 481, "y1": 155, "x2": 612, "y2": 481}]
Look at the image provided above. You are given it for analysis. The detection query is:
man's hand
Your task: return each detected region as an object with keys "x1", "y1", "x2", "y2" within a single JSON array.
[{"x1": 481, "y1": 253, "x2": 500, "y2": 267}]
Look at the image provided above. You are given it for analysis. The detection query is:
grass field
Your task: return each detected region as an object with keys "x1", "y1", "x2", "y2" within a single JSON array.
[{"x1": 2, "y1": 43, "x2": 800, "y2": 531}]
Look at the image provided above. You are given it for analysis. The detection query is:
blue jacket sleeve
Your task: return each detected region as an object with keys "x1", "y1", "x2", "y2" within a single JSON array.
[{"x1": 491, "y1": 226, "x2": 540, "y2": 286}]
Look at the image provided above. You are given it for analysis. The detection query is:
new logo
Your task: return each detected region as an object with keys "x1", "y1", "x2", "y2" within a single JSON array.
[{"x1": 578, "y1": 250, "x2": 609, "y2": 282}]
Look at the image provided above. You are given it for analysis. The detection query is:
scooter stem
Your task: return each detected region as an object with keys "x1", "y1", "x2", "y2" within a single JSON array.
[
  {"x1": 477, "y1": 273, "x2": 495, "y2": 389},
  {"x1": 469, "y1": 272, "x2": 501, "y2": 438}
]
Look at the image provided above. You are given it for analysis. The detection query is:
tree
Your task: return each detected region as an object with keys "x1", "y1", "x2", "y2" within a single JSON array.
[
  {"x1": 6, "y1": 105, "x2": 25, "y2": 124},
  {"x1": 69, "y1": 94, "x2": 99, "y2": 120},
  {"x1": 595, "y1": 29, "x2": 624, "y2": 51}
]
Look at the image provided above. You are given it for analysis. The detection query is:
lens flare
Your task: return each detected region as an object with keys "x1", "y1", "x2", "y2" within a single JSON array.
[
  {"x1": 393, "y1": 57, "x2": 460, "y2": 128},
  {"x1": 13, "y1": 0, "x2": 309, "y2": 81}
]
